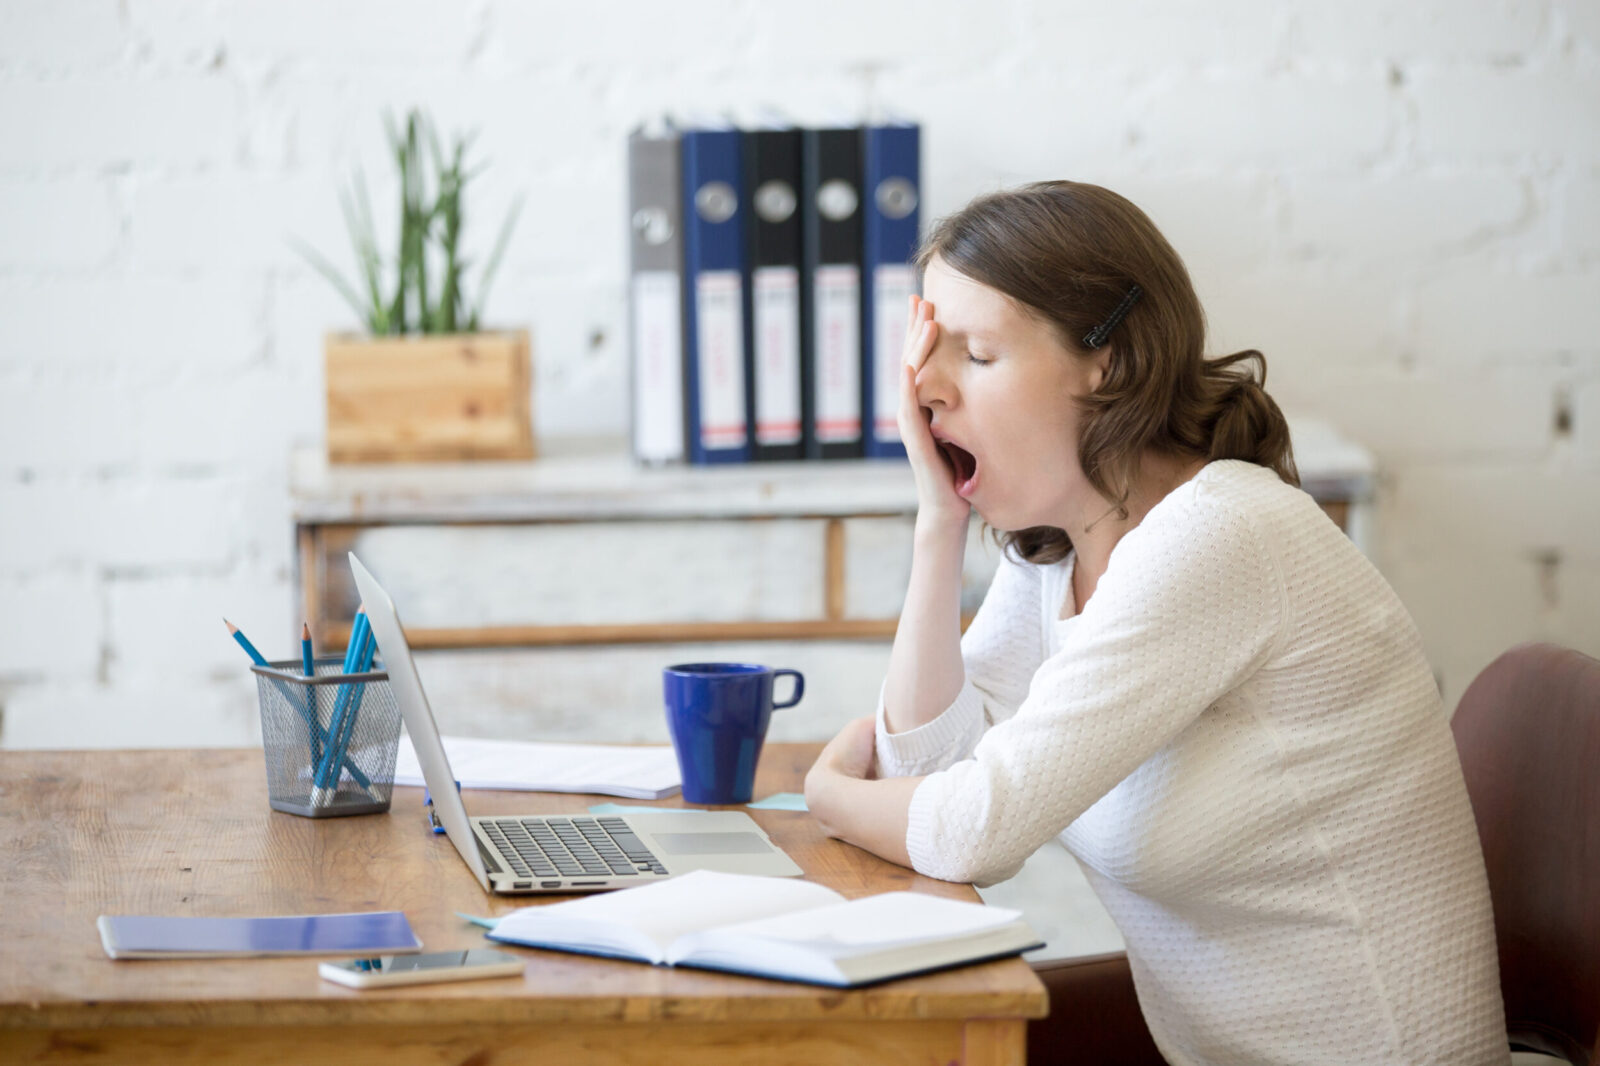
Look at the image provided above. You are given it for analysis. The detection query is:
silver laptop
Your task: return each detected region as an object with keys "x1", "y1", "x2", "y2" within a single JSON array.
[{"x1": 350, "y1": 553, "x2": 804, "y2": 895}]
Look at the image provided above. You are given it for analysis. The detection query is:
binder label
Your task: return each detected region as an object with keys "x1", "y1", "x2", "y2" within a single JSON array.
[
  {"x1": 695, "y1": 270, "x2": 748, "y2": 449},
  {"x1": 813, "y1": 264, "x2": 861, "y2": 443},
  {"x1": 753, "y1": 267, "x2": 802, "y2": 446},
  {"x1": 873, "y1": 264, "x2": 917, "y2": 443},
  {"x1": 632, "y1": 270, "x2": 685, "y2": 462}
]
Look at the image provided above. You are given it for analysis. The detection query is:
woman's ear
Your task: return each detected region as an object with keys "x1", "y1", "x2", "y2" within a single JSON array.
[{"x1": 1086, "y1": 344, "x2": 1114, "y2": 392}]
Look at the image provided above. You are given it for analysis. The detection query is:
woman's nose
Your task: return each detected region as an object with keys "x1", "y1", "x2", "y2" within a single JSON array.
[{"x1": 914, "y1": 349, "x2": 955, "y2": 408}]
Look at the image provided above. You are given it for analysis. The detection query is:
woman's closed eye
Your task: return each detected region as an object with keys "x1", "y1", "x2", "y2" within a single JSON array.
[{"x1": 966, "y1": 351, "x2": 994, "y2": 367}]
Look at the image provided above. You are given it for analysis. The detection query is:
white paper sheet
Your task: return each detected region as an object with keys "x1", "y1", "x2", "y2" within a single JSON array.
[{"x1": 393, "y1": 735, "x2": 681, "y2": 800}]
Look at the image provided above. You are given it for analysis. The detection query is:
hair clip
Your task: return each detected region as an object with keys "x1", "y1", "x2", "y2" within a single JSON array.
[{"x1": 1081, "y1": 284, "x2": 1143, "y2": 350}]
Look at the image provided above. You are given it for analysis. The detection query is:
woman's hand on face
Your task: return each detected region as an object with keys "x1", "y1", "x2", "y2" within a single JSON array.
[{"x1": 897, "y1": 295, "x2": 971, "y2": 529}]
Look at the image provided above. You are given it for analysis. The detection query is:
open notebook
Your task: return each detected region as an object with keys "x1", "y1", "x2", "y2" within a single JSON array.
[{"x1": 485, "y1": 870, "x2": 1042, "y2": 987}]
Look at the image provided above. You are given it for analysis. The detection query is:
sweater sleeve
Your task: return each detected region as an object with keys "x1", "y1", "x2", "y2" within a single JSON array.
[
  {"x1": 876, "y1": 548, "x2": 1048, "y2": 777},
  {"x1": 905, "y1": 491, "x2": 1288, "y2": 886}
]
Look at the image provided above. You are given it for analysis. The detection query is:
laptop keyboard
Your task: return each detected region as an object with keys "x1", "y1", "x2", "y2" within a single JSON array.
[{"x1": 481, "y1": 816, "x2": 668, "y2": 880}]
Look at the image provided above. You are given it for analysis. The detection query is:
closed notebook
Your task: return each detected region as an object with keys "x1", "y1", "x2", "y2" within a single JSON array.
[
  {"x1": 98, "y1": 911, "x2": 422, "y2": 959},
  {"x1": 485, "y1": 869, "x2": 1040, "y2": 988}
]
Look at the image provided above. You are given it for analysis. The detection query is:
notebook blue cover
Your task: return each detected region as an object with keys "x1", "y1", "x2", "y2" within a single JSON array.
[{"x1": 97, "y1": 911, "x2": 422, "y2": 959}]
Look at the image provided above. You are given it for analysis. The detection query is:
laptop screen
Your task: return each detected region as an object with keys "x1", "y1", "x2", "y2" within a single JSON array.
[{"x1": 348, "y1": 552, "x2": 491, "y2": 891}]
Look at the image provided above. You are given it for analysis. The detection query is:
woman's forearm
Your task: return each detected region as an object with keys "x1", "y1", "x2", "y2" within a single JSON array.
[
  {"x1": 881, "y1": 517, "x2": 968, "y2": 735},
  {"x1": 807, "y1": 771, "x2": 921, "y2": 869}
]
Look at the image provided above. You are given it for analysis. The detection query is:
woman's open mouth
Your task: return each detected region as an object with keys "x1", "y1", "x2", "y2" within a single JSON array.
[{"x1": 938, "y1": 439, "x2": 980, "y2": 498}]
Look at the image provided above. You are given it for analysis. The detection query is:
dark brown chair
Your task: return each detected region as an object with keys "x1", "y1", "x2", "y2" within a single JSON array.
[
  {"x1": 1452, "y1": 642, "x2": 1600, "y2": 1066},
  {"x1": 1028, "y1": 951, "x2": 1164, "y2": 1065}
]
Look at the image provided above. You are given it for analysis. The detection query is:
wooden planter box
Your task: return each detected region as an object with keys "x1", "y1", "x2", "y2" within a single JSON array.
[{"x1": 325, "y1": 330, "x2": 535, "y2": 463}]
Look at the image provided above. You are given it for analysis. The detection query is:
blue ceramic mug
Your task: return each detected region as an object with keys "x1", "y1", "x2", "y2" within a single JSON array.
[{"x1": 662, "y1": 663, "x2": 805, "y2": 805}]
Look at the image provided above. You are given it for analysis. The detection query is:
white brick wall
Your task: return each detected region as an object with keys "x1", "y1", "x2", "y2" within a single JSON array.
[{"x1": 1, "y1": 0, "x2": 1596, "y2": 748}]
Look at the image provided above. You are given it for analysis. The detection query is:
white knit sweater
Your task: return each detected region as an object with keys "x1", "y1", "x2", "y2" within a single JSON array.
[{"x1": 876, "y1": 460, "x2": 1507, "y2": 1066}]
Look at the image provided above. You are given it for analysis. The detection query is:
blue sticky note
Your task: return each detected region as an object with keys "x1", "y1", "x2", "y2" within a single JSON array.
[
  {"x1": 455, "y1": 911, "x2": 499, "y2": 931},
  {"x1": 747, "y1": 792, "x2": 808, "y2": 811}
]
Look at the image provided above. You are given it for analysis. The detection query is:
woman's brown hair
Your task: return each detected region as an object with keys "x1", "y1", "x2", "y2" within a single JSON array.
[{"x1": 915, "y1": 180, "x2": 1298, "y2": 565}]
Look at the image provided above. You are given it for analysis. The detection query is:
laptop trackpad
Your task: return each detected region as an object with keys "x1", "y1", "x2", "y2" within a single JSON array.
[{"x1": 653, "y1": 832, "x2": 774, "y2": 856}]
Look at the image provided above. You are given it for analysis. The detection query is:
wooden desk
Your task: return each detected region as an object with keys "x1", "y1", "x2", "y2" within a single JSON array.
[{"x1": 0, "y1": 745, "x2": 1047, "y2": 1065}]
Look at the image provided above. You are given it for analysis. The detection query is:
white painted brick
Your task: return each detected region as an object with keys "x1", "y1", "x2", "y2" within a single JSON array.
[
  {"x1": 131, "y1": 0, "x2": 479, "y2": 78},
  {"x1": 1202, "y1": 272, "x2": 1408, "y2": 376},
  {"x1": 1284, "y1": 172, "x2": 1528, "y2": 259},
  {"x1": 1, "y1": 678, "x2": 261, "y2": 749},
  {"x1": 1556, "y1": 0, "x2": 1600, "y2": 56},
  {"x1": 746, "y1": 1, "x2": 1011, "y2": 73},
  {"x1": 0, "y1": 478, "x2": 238, "y2": 573},
  {"x1": 126, "y1": 172, "x2": 341, "y2": 273},
  {"x1": 1412, "y1": 68, "x2": 1600, "y2": 163},
  {"x1": 510, "y1": 276, "x2": 628, "y2": 439},
  {"x1": 1286, "y1": 0, "x2": 1549, "y2": 65},
  {"x1": 604, "y1": 67, "x2": 868, "y2": 147},
  {"x1": 0, "y1": 77, "x2": 241, "y2": 172},
  {"x1": 264, "y1": 67, "x2": 611, "y2": 184},
  {"x1": 1270, "y1": 368, "x2": 1557, "y2": 461},
  {"x1": 0, "y1": 0, "x2": 126, "y2": 72},
  {"x1": 105, "y1": 569, "x2": 294, "y2": 686},
  {"x1": 0, "y1": 481, "x2": 91, "y2": 573},
  {"x1": 1383, "y1": 462, "x2": 1600, "y2": 560},
  {"x1": 1383, "y1": 547, "x2": 1545, "y2": 714},
  {"x1": 0, "y1": 371, "x2": 297, "y2": 478},
  {"x1": 1136, "y1": 75, "x2": 1392, "y2": 169},
  {"x1": 0, "y1": 276, "x2": 263, "y2": 375},
  {"x1": 1575, "y1": 377, "x2": 1600, "y2": 469},
  {"x1": 122, "y1": 0, "x2": 227, "y2": 71},
  {"x1": 1019, "y1": 0, "x2": 1286, "y2": 73},
  {"x1": 1104, "y1": 174, "x2": 1278, "y2": 274},
  {"x1": 98, "y1": 478, "x2": 246, "y2": 570},
  {"x1": 1415, "y1": 269, "x2": 1600, "y2": 364},
  {"x1": 0, "y1": 375, "x2": 134, "y2": 473},
  {"x1": 270, "y1": 276, "x2": 364, "y2": 393},
  {"x1": 0, "y1": 573, "x2": 102, "y2": 677},
  {"x1": 1558, "y1": 171, "x2": 1600, "y2": 259},
  {"x1": 488, "y1": 0, "x2": 760, "y2": 75},
  {"x1": 496, "y1": 169, "x2": 627, "y2": 281},
  {"x1": 0, "y1": 179, "x2": 116, "y2": 269},
  {"x1": 129, "y1": 370, "x2": 310, "y2": 473},
  {"x1": 875, "y1": 68, "x2": 1134, "y2": 192},
  {"x1": 1548, "y1": 561, "x2": 1600, "y2": 656}
]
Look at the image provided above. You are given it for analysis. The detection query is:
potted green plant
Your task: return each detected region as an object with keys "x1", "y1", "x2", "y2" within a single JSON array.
[{"x1": 295, "y1": 109, "x2": 532, "y2": 463}]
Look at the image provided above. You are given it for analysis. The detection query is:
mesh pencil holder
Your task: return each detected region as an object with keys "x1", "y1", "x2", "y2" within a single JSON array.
[{"x1": 252, "y1": 657, "x2": 401, "y2": 818}]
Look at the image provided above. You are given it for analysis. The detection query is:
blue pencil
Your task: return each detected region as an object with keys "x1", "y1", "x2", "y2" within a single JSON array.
[
  {"x1": 226, "y1": 619, "x2": 269, "y2": 666},
  {"x1": 301, "y1": 624, "x2": 320, "y2": 768},
  {"x1": 314, "y1": 613, "x2": 369, "y2": 793},
  {"x1": 226, "y1": 618, "x2": 372, "y2": 793},
  {"x1": 322, "y1": 621, "x2": 376, "y2": 798}
]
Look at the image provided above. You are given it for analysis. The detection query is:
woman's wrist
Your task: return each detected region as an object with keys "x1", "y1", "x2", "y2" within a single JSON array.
[{"x1": 914, "y1": 510, "x2": 969, "y2": 549}]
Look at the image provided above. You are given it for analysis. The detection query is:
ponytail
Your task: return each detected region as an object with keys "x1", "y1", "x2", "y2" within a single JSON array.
[{"x1": 1198, "y1": 350, "x2": 1299, "y2": 488}]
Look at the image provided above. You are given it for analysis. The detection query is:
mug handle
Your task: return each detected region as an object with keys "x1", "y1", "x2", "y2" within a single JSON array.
[{"x1": 772, "y1": 669, "x2": 805, "y2": 710}]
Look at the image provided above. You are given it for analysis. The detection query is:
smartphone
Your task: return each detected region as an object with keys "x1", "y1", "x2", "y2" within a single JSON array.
[{"x1": 318, "y1": 949, "x2": 524, "y2": 988}]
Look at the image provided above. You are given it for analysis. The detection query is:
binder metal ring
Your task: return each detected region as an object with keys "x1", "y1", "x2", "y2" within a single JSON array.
[
  {"x1": 694, "y1": 181, "x2": 738, "y2": 224},
  {"x1": 875, "y1": 177, "x2": 918, "y2": 220},
  {"x1": 816, "y1": 179, "x2": 859, "y2": 221},
  {"x1": 754, "y1": 180, "x2": 797, "y2": 223},
  {"x1": 632, "y1": 206, "x2": 674, "y2": 246}
]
